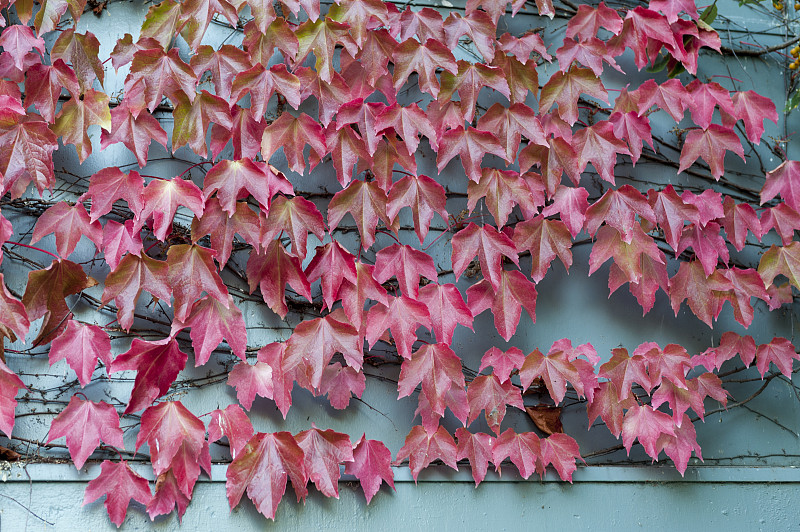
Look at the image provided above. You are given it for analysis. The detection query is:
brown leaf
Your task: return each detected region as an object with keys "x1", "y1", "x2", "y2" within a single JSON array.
[
  {"x1": 526, "y1": 405, "x2": 563, "y2": 435},
  {"x1": 0, "y1": 445, "x2": 22, "y2": 461}
]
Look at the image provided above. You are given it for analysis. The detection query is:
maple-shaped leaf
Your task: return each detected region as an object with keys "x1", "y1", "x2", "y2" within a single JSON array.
[
  {"x1": 648, "y1": 185, "x2": 699, "y2": 251},
  {"x1": 668, "y1": 260, "x2": 730, "y2": 328},
  {"x1": 566, "y1": 2, "x2": 623, "y2": 40},
  {"x1": 685, "y1": 79, "x2": 734, "y2": 130},
  {"x1": 439, "y1": 60, "x2": 510, "y2": 121},
  {"x1": 755, "y1": 337, "x2": 798, "y2": 379},
  {"x1": 50, "y1": 29, "x2": 103, "y2": 92},
  {"x1": 492, "y1": 428, "x2": 542, "y2": 479},
  {"x1": 572, "y1": 121, "x2": 630, "y2": 184},
  {"x1": 327, "y1": 0, "x2": 389, "y2": 48},
  {"x1": 0, "y1": 273, "x2": 30, "y2": 346},
  {"x1": 418, "y1": 283, "x2": 473, "y2": 345},
  {"x1": 467, "y1": 269, "x2": 537, "y2": 342},
  {"x1": 359, "y1": 134, "x2": 418, "y2": 191},
  {"x1": 375, "y1": 103, "x2": 437, "y2": 157},
  {"x1": 0, "y1": 20, "x2": 43, "y2": 72},
  {"x1": 328, "y1": 179, "x2": 396, "y2": 250},
  {"x1": 210, "y1": 105, "x2": 266, "y2": 160},
  {"x1": 204, "y1": 158, "x2": 292, "y2": 216},
  {"x1": 607, "y1": 7, "x2": 677, "y2": 70},
  {"x1": 179, "y1": 0, "x2": 239, "y2": 50},
  {"x1": 241, "y1": 17, "x2": 298, "y2": 65},
  {"x1": 608, "y1": 111, "x2": 653, "y2": 165},
  {"x1": 759, "y1": 242, "x2": 800, "y2": 291},
  {"x1": 137, "y1": 0, "x2": 183, "y2": 48},
  {"x1": 49, "y1": 321, "x2": 111, "y2": 387},
  {"x1": 585, "y1": 185, "x2": 656, "y2": 243},
  {"x1": 761, "y1": 160, "x2": 800, "y2": 212},
  {"x1": 353, "y1": 28, "x2": 397, "y2": 86},
  {"x1": 451, "y1": 223, "x2": 519, "y2": 289},
  {"x1": 718, "y1": 267, "x2": 769, "y2": 329},
  {"x1": 172, "y1": 294, "x2": 247, "y2": 366},
  {"x1": 52, "y1": 89, "x2": 111, "y2": 162},
  {"x1": 293, "y1": 17, "x2": 356, "y2": 83},
  {"x1": 490, "y1": 52, "x2": 540, "y2": 105},
  {"x1": 540, "y1": 184, "x2": 588, "y2": 238},
  {"x1": 678, "y1": 124, "x2": 745, "y2": 181},
  {"x1": 191, "y1": 198, "x2": 261, "y2": 268},
  {"x1": 23, "y1": 258, "x2": 95, "y2": 345},
  {"x1": 283, "y1": 312, "x2": 362, "y2": 389},
  {"x1": 30, "y1": 201, "x2": 103, "y2": 259},
  {"x1": 373, "y1": 244, "x2": 437, "y2": 300},
  {"x1": 146, "y1": 469, "x2": 191, "y2": 523},
  {"x1": 519, "y1": 347, "x2": 582, "y2": 404},
  {"x1": 477, "y1": 103, "x2": 547, "y2": 163},
  {"x1": 295, "y1": 426, "x2": 353, "y2": 498},
  {"x1": 443, "y1": 11, "x2": 496, "y2": 63},
  {"x1": 127, "y1": 47, "x2": 197, "y2": 114},
  {"x1": 226, "y1": 431, "x2": 308, "y2": 519},
  {"x1": 633, "y1": 79, "x2": 689, "y2": 122},
  {"x1": 101, "y1": 253, "x2": 171, "y2": 332},
  {"x1": 47, "y1": 395, "x2": 123, "y2": 470},
  {"x1": 172, "y1": 91, "x2": 231, "y2": 158},
  {"x1": 232, "y1": 63, "x2": 302, "y2": 118},
  {"x1": 85, "y1": 168, "x2": 145, "y2": 224},
  {"x1": 366, "y1": 295, "x2": 432, "y2": 359},
  {"x1": 556, "y1": 37, "x2": 623, "y2": 77},
  {"x1": 208, "y1": 404, "x2": 254, "y2": 459},
  {"x1": 386, "y1": 174, "x2": 448, "y2": 244},
  {"x1": 539, "y1": 433, "x2": 582, "y2": 482},
  {"x1": 513, "y1": 216, "x2": 573, "y2": 284},
  {"x1": 261, "y1": 112, "x2": 326, "y2": 175},
  {"x1": 227, "y1": 360, "x2": 274, "y2": 410},
  {"x1": 497, "y1": 30, "x2": 552, "y2": 64},
  {"x1": 305, "y1": 241, "x2": 357, "y2": 311},
  {"x1": 598, "y1": 347, "x2": 653, "y2": 400},
  {"x1": 345, "y1": 435, "x2": 395, "y2": 503},
  {"x1": 539, "y1": 66, "x2": 609, "y2": 125},
  {"x1": 657, "y1": 415, "x2": 702, "y2": 476},
  {"x1": 167, "y1": 244, "x2": 228, "y2": 323},
  {"x1": 479, "y1": 347, "x2": 525, "y2": 385},
  {"x1": 621, "y1": 404, "x2": 674, "y2": 460},
  {"x1": 24, "y1": 59, "x2": 80, "y2": 124},
  {"x1": 392, "y1": 38, "x2": 457, "y2": 98},
  {"x1": 589, "y1": 224, "x2": 665, "y2": 287},
  {"x1": 257, "y1": 343, "x2": 294, "y2": 418},
  {"x1": 454, "y1": 428, "x2": 494, "y2": 486},
  {"x1": 467, "y1": 374, "x2": 524, "y2": 435},
  {"x1": 336, "y1": 98, "x2": 386, "y2": 157},
  {"x1": 394, "y1": 424, "x2": 458, "y2": 481},
  {"x1": 109, "y1": 34, "x2": 162, "y2": 71},
  {"x1": 141, "y1": 177, "x2": 205, "y2": 241},
  {"x1": 697, "y1": 331, "x2": 757, "y2": 372},
  {"x1": 83, "y1": 460, "x2": 152, "y2": 528},
  {"x1": 247, "y1": 239, "x2": 312, "y2": 319},
  {"x1": 337, "y1": 261, "x2": 389, "y2": 330},
  {"x1": 320, "y1": 122, "x2": 370, "y2": 187},
  {"x1": 0, "y1": 358, "x2": 26, "y2": 437},
  {"x1": 398, "y1": 342, "x2": 465, "y2": 422},
  {"x1": 0, "y1": 113, "x2": 59, "y2": 198},
  {"x1": 295, "y1": 67, "x2": 351, "y2": 128},
  {"x1": 261, "y1": 195, "x2": 324, "y2": 261},
  {"x1": 100, "y1": 102, "x2": 168, "y2": 169},
  {"x1": 729, "y1": 90, "x2": 778, "y2": 144},
  {"x1": 587, "y1": 380, "x2": 635, "y2": 438},
  {"x1": 110, "y1": 338, "x2": 189, "y2": 414},
  {"x1": 319, "y1": 362, "x2": 365, "y2": 409},
  {"x1": 761, "y1": 203, "x2": 800, "y2": 245},
  {"x1": 437, "y1": 126, "x2": 507, "y2": 182},
  {"x1": 397, "y1": 6, "x2": 445, "y2": 42},
  {"x1": 468, "y1": 168, "x2": 542, "y2": 229},
  {"x1": 137, "y1": 401, "x2": 209, "y2": 497}
]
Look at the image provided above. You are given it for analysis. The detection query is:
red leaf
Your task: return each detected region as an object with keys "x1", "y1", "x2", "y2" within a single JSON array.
[
  {"x1": 437, "y1": 126, "x2": 507, "y2": 182},
  {"x1": 101, "y1": 254, "x2": 171, "y2": 332},
  {"x1": 479, "y1": 346, "x2": 526, "y2": 385},
  {"x1": 189, "y1": 44, "x2": 249, "y2": 100},
  {"x1": 649, "y1": 185, "x2": 700, "y2": 251},
  {"x1": 345, "y1": 434, "x2": 395, "y2": 503},
  {"x1": 172, "y1": 294, "x2": 247, "y2": 366},
  {"x1": 147, "y1": 470, "x2": 191, "y2": 523},
  {"x1": 469, "y1": 168, "x2": 544, "y2": 229},
  {"x1": 366, "y1": 295, "x2": 432, "y2": 359},
  {"x1": 729, "y1": 90, "x2": 778, "y2": 144},
  {"x1": 86, "y1": 168, "x2": 145, "y2": 224},
  {"x1": 141, "y1": 177, "x2": 205, "y2": 241},
  {"x1": 658, "y1": 415, "x2": 702, "y2": 476},
  {"x1": 305, "y1": 241, "x2": 357, "y2": 311},
  {"x1": 0, "y1": 359, "x2": 25, "y2": 437},
  {"x1": 761, "y1": 160, "x2": 800, "y2": 214},
  {"x1": 191, "y1": 198, "x2": 262, "y2": 268},
  {"x1": 373, "y1": 244, "x2": 437, "y2": 300},
  {"x1": 283, "y1": 312, "x2": 362, "y2": 389},
  {"x1": 678, "y1": 124, "x2": 745, "y2": 181},
  {"x1": 634, "y1": 79, "x2": 689, "y2": 122},
  {"x1": 566, "y1": 2, "x2": 623, "y2": 40},
  {"x1": 261, "y1": 112, "x2": 327, "y2": 175},
  {"x1": 386, "y1": 174, "x2": 448, "y2": 244},
  {"x1": 609, "y1": 111, "x2": 653, "y2": 165},
  {"x1": 572, "y1": 120, "x2": 631, "y2": 184},
  {"x1": 539, "y1": 433, "x2": 582, "y2": 482},
  {"x1": 167, "y1": 243, "x2": 229, "y2": 323},
  {"x1": 513, "y1": 216, "x2": 573, "y2": 283},
  {"x1": 621, "y1": 404, "x2": 674, "y2": 460},
  {"x1": 247, "y1": 239, "x2": 312, "y2": 319},
  {"x1": 171, "y1": 90, "x2": 231, "y2": 158},
  {"x1": 477, "y1": 102, "x2": 547, "y2": 163},
  {"x1": 0, "y1": 113, "x2": 58, "y2": 198},
  {"x1": 258, "y1": 343, "x2": 294, "y2": 418},
  {"x1": 83, "y1": 460, "x2": 152, "y2": 528},
  {"x1": 319, "y1": 362, "x2": 365, "y2": 409},
  {"x1": 52, "y1": 89, "x2": 111, "y2": 162},
  {"x1": 455, "y1": 428, "x2": 494, "y2": 486},
  {"x1": 587, "y1": 381, "x2": 635, "y2": 438},
  {"x1": 227, "y1": 360, "x2": 274, "y2": 410},
  {"x1": 328, "y1": 179, "x2": 395, "y2": 250},
  {"x1": 0, "y1": 273, "x2": 30, "y2": 343},
  {"x1": 467, "y1": 269, "x2": 537, "y2": 342},
  {"x1": 376, "y1": 102, "x2": 437, "y2": 156},
  {"x1": 127, "y1": 47, "x2": 197, "y2": 113},
  {"x1": 24, "y1": 59, "x2": 80, "y2": 123},
  {"x1": 756, "y1": 337, "x2": 798, "y2": 378},
  {"x1": 232, "y1": 63, "x2": 302, "y2": 118},
  {"x1": 392, "y1": 38, "x2": 457, "y2": 98},
  {"x1": 137, "y1": 401, "x2": 209, "y2": 497},
  {"x1": 295, "y1": 426, "x2": 353, "y2": 498},
  {"x1": 539, "y1": 66, "x2": 609, "y2": 125},
  {"x1": 262, "y1": 195, "x2": 325, "y2": 261},
  {"x1": 697, "y1": 331, "x2": 757, "y2": 371},
  {"x1": 204, "y1": 158, "x2": 292, "y2": 215},
  {"x1": 598, "y1": 347, "x2": 653, "y2": 400},
  {"x1": 49, "y1": 321, "x2": 112, "y2": 387},
  {"x1": 451, "y1": 223, "x2": 519, "y2": 289},
  {"x1": 208, "y1": 404, "x2": 254, "y2": 459},
  {"x1": 110, "y1": 338, "x2": 189, "y2": 414},
  {"x1": 417, "y1": 282, "x2": 473, "y2": 345},
  {"x1": 294, "y1": 17, "x2": 356, "y2": 83},
  {"x1": 226, "y1": 431, "x2": 308, "y2": 520},
  {"x1": 668, "y1": 260, "x2": 730, "y2": 328},
  {"x1": 47, "y1": 395, "x2": 123, "y2": 469},
  {"x1": 585, "y1": 185, "x2": 656, "y2": 243},
  {"x1": 492, "y1": 428, "x2": 542, "y2": 479},
  {"x1": 31, "y1": 201, "x2": 102, "y2": 258},
  {"x1": 398, "y1": 343, "x2": 465, "y2": 424},
  {"x1": 394, "y1": 424, "x2": 458, "y2": 481},
  {"x1": 440, "y1": 60, "x2": 510, "y2": 121},
  {"x1": 337, "y1": 261, "x2": 389, "y2": 330},
  {"x1": 467, "y1": 374, "x2": 524, "y2": 435}
]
